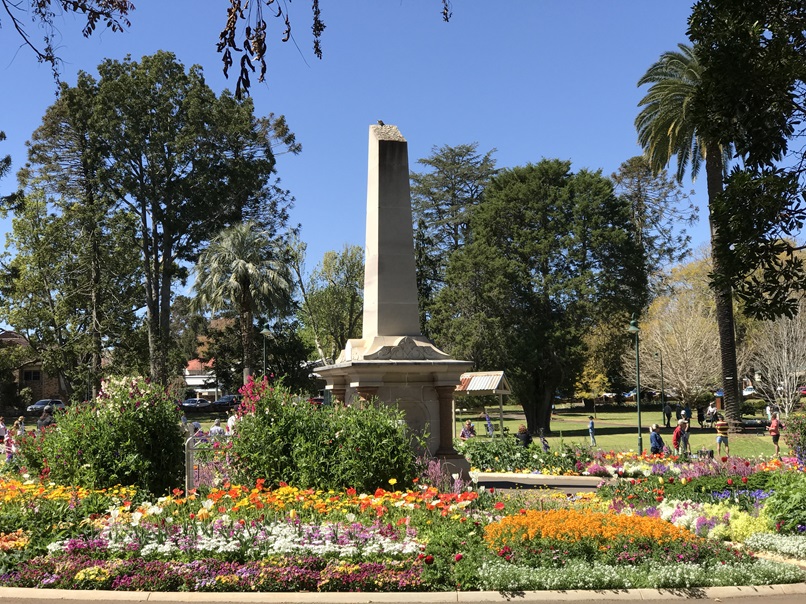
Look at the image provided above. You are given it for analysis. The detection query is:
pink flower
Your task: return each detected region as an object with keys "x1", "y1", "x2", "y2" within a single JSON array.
[{"x1": 455, "y1": 553, "x2": 463, "y2": 562}]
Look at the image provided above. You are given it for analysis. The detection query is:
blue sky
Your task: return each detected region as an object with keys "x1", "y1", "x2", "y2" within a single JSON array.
[{"x1": 0, "y1": 1, "x2": 708, "y2": 274}]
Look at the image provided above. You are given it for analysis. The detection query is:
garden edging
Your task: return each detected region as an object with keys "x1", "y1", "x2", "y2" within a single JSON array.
[
  {"x1": 2, "y1": 583, "x2": 805, "y2": 602},
  {"x1": 470, "y1": 471, "x2": 612, "y2": 490}
]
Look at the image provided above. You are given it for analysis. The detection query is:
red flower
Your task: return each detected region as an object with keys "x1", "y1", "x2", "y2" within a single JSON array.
[
  {"x1": 727, "y1": 478, "x2": 733, "y2": 486},
  {"x1": 741, "y1": 476, "x2": 748, "y2": 484},
  {"x1": 455, "y1": 553, "x2": 463, "y2": 562},
  {"x1": 424, "y1": 555, "x2": 434, "y2": 565},
  {"x1": 721, "y1": 456, "x2": 728, "y2": 463},
  {"x1": 494, "y1": 502, "x2": 506, "y2": 510}
]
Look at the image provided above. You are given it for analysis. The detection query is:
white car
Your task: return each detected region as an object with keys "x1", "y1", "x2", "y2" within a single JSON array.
[
  {"x1": 742, "y1": 386, "x2": 756, "y2": 397},
  {"x1": 26, "y1": 399, "x2": 67, "y2": 414}
]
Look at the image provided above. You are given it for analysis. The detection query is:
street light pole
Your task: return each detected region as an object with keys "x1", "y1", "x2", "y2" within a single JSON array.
[
  {"x1": 628, "y1": 316, "x2": 643, "y2": 453},
  {"x1": 657, "y1": 351, "x2": 665, "y2": 410},
  {"x1": 260, "y1": 323, "x2": 272, "y2": 378}
]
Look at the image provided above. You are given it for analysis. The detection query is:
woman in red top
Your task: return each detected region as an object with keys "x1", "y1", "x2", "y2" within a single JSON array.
[{"x1": 767, "y1": 412, "x2": 784, "y2": 458}]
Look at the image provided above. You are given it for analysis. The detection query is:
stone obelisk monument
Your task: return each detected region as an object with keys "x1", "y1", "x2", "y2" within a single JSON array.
[{"x1": 317, "y1": 124, "x2": 471, "y2": 458}]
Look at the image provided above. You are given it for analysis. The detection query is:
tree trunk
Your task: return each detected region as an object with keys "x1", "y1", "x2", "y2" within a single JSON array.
[
  {"x1": 242, "y1": 309, "x2": 254, "y2": 385},
  {"x1": 705, "y1": 147, "x2": 741, "y2": 429},
  {"x1": 90, "y1": 225, "x2": 101, "y2": 400},
  {"x1": 159, "y1": 232, "x2": 173, "y2": 385}
]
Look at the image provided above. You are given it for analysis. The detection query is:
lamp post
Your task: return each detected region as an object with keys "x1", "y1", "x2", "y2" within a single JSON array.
[
  {"x1": 260, "y1": 323, "x2": 272, "y2": 377},
  {"x1": 627, "y1": 316, "x2": 643, "y2": 452},
  {"x1": 655, "y1": 350, "x2": 665, "y2": 412}
]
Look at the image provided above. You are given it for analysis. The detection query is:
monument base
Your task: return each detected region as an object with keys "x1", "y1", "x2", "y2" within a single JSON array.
[{"x1": 317, "y1": 356, "x2": 471, "y2": 456}]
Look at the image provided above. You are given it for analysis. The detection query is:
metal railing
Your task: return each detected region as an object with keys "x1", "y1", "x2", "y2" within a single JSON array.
[{"x1": 184, "y1": 433, "x2": 233, "y2": 493}]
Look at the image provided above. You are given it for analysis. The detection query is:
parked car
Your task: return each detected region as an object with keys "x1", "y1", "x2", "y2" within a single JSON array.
[
  {"x1": 742, "y1": 386, "x2": 757, "y2": 398},
  {"x1": 26, "y1": 399, "x2": 67, "y2": 414},
  {"x1": 798, "y1": 386, "x2": 806, "y2": 397},
  {"x1": 180, "y1": 398, "x2": 212, "y2": 412},
  {"x1": 211, "y1": 394, "x2": 242, "y2": 411}
]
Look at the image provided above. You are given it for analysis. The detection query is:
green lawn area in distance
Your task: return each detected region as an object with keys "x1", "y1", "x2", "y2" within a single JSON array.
[{"x1": 456, "y1": 403, "x2": 779, "y2": 459}]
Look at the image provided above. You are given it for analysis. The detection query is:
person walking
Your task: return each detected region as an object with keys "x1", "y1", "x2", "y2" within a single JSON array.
[
  {"x1": 680, "y1": 420, "x2": 691, "y2": 457},
  {"x1": 649, "y1": 424, "x2": 665, "y2": 455},
  {"x1": 588, "y1": 416, "x2": 597, "y2": 447},
  {"x1": 767, "y1": 412, "x2": 784, "y2": 458},
  {"x1": 663, "y1": 402, "x2": 672, "y2": 428},
  {"x1": 714, "y1": 414, "x2": 730, "y2": 457},
  {"x1": 682, "y1": 403, "x2": 692, "y2": 422},
  {"x1": 0, "y1": 417, "x2": 6, "y2": 447},
  {"x1": 672, "y1": 419, "x2": 687, "y2": 456}
]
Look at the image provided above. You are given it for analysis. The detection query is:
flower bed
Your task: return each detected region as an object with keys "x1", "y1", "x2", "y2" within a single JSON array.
[{"x1": 1, "y1": 472, "x2": 804, "y2": 592}]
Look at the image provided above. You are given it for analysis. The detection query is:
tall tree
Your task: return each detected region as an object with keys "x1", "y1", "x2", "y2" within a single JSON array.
[
  {"x1": 15, "y1": 73, "x2": 142, "y2": 398},
  {"x1": 432, "y1": 160, "x2": 646, "y2": 434},
  {"x1": 0, "y1": 131, "x2": 10, "y2": 183},
  {"x1": 612, "y1": 156, "x2": 697, "y2": 296},
  {"x1": 287, "y1": 236, "x2": 328, "y2": 362},
  {"x1": 749, "y1": 299, "x2": 806, "y2": 418},
  {"x1": 411, "y1": 143, "x2": 497, "y2": 333},
  {"x1": 623, "y1": 258, "x2": 723, "y2": 408},
  {"x1": 688, "y1": 0, "x2": 806, "y2": 320},
  {"x1": 299, "y1": 245, "x2": 364, "y2": 362},
  {"x1": 0, "y1": 191, "x2": 141, "y2": 399},
  {"x1": 92, "y1": 51, "x2": 297, "y2": 383},
  {"x1": 636, "y1": 43, "x2": 742, "y2": 425},
  {"x1": 192, "y1": 221, "x2": 292, "y2": 384}
]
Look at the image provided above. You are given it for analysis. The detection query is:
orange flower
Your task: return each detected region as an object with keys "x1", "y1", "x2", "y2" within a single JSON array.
[{"x1": 484, "y1": 509, "x2": 698, "y2": 551}]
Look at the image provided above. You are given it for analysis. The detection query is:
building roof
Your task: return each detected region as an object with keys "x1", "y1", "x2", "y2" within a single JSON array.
[
  {"x1": 185, "y1": 358, "x2": 215, "y2": 373},
  {"x1": 0, "y1": 329, "x2": 30, "y2": 347},
  {"x1": 455, "y1": 371, "x2": 511, "y2": 396}
]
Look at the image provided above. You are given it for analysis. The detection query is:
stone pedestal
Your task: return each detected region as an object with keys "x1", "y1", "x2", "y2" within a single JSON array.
[
  {"x1": 317, "y1": 124, "x2": 471, "y2": 461},
  {"x1": 318, "y1": 350, "x2": 470, "y2": 456}
]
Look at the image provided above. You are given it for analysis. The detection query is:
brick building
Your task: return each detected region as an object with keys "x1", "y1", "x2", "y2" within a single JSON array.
[{"x1": 0, "y1": 329, "x2": 64, "y2": 403}]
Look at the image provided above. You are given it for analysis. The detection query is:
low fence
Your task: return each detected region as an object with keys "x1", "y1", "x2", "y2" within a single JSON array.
[{"x1": 184, "y1": 434, "x2": 233, "y2": 493}]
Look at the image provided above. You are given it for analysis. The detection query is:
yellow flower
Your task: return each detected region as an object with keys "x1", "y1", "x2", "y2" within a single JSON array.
[
  {"x1": 388, "y1": 478, "x2": 398, "y2": 486},
  {"x1": 658, "y1": 477, "x2": 664, "y2": 484}
]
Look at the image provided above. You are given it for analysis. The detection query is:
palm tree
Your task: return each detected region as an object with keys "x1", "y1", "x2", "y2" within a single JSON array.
[
  {"x1": 193, "y1": 222, "x2": 291, "y2": 384},
  {"x1": 636, "y1": 43, "x2": 742, "y2": 426}
]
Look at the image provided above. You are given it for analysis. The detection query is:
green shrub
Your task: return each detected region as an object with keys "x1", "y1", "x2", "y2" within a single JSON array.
[
  {"x1": 456, "y1": 437, "x2": 589, "y2": 474},
  {"x1": 228, "y1": 378, "x2": 421, "y2": 492},
  {"x1": 763, "y1": 472, "x2": 806, "y2": 533},
  {"x1": 17, "y1": 377, "x2": 184, "y2": 495},
  {"x1": 782, "y1": 412, "x2": 806, "y2": 464}
]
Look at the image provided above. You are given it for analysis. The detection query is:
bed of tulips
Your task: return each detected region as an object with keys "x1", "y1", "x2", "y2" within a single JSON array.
[{"x1": 1, "y1": 459, "x2": 806, "y2": 592}]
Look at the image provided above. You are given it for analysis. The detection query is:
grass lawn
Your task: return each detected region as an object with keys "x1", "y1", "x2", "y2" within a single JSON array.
[
  {"x1": 457, "y1": 404, "x2": 779, "y2": 459},
  {"x1": 190, "y1": 404, "x2": 778, "y2": 459}
]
